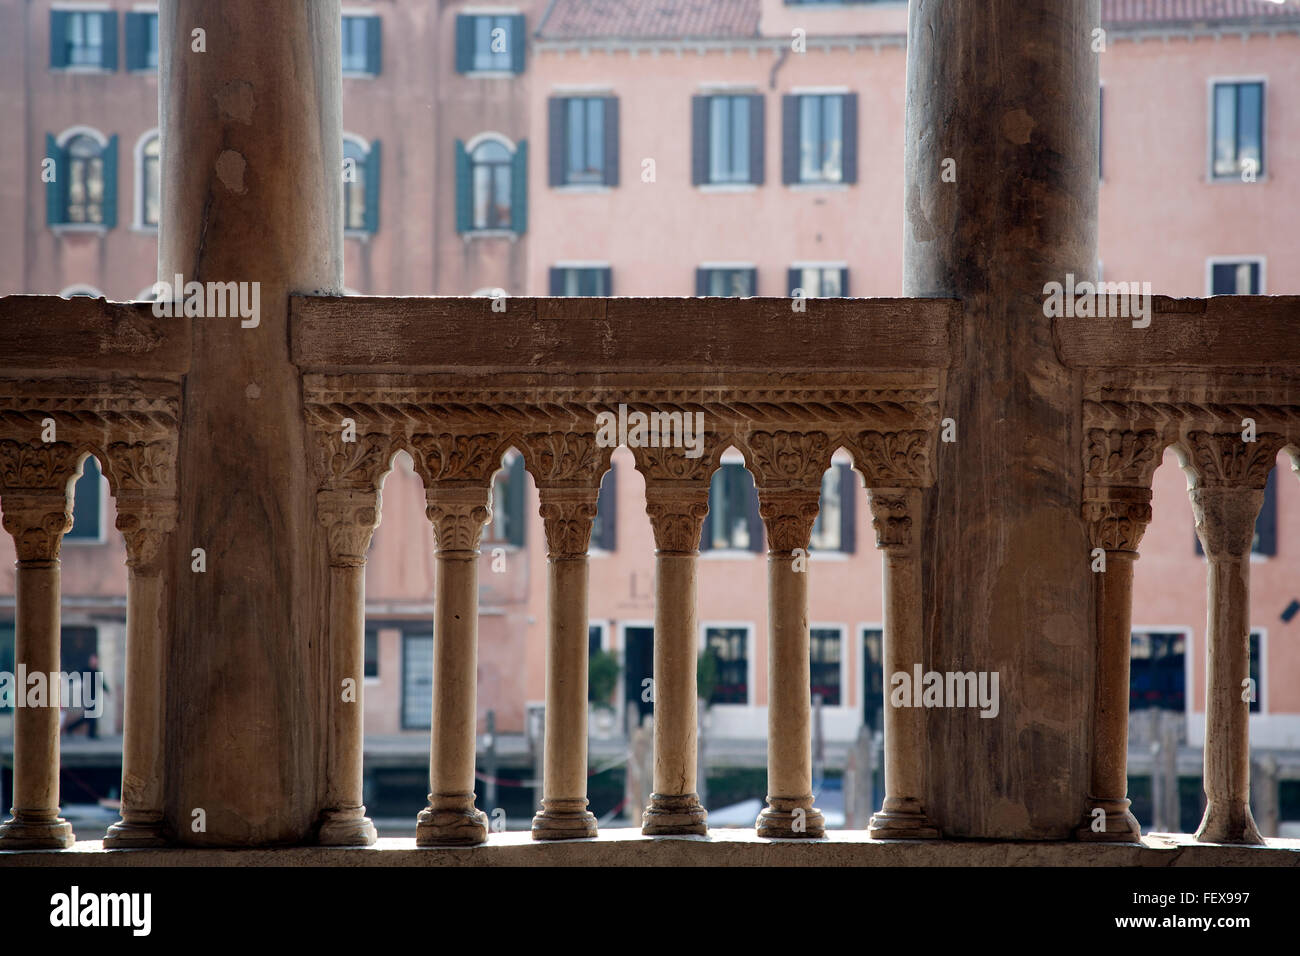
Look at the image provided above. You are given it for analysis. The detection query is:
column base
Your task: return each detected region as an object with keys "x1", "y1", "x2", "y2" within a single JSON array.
[
  {"x1": 0, "y1": 810, "x2": 75, "y2": 849},
  {"x1": 103, "y1": 814, "x2": 167, "y2": 849},
  {"x1": 532, "y1": 797, "x2": 598, "y2": 841},
  {"x1": 1194, "y1": 800, "x2": 1264, "y2": 845},
  {"x1": 1073, "y1": 796, "x2": 1141, "y2": 843},
  {"x1": 416, "y1": 794, "x2": 488, "y2": 847},
  {"x1": 317, "y1": 806, "x2": 378, "y2": 846},
  {"x1": 757, "y1": 795, "x2": 824, "y2": 839},
  {"x1": 642, "y1": 792, "x2": 707, "y2": 836},
  {"x1": 868, "y1": 797, "x2": 939, "y2": 840}
]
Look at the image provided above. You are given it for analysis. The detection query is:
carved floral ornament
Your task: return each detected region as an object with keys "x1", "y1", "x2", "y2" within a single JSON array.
[
  {"x1": 0, "y1": 493, "x2": 74, "y2": 563},
  {"x1": 1084, "y1": 428, "x2": 1162, "y2": 487},
  {"x1": 1183, "y1": 430, "x2": 1286, "y2": 490},
  {"x1": 537, "y1": 492, "x2": 599, "y2": 557},
  {"x1": 866, "y1": 489, "x2": 917, "y2": 551}
]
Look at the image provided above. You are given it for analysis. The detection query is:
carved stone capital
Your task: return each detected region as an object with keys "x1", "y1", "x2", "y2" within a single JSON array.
[
  {"x1": 313, "y1": 430, "x2": 394, "y2": 492},
  {"x1": 846, "y1": 429, "x2": 933, "y2": 488},
  {"x1": 1191, "y1": 486, "x2": 1265, "y2": 559},
  {"x1": 1185, "y1": 431, "x2": 1285, "y2": 490},
  {"x1": 0, "y1": 439, "x2": 83, "y2": 493},
  {"x1": 426, "y1": 486, "x2": 492, "y2": 554},
  {"x1": 757, "y1": 489, "x2": 821, "y2": 554},
  {"x1": 644, "y1": 487, "x2": 710, "y2": 554},
  {"x1": 537, "y1": 487, "x2": 599, "y2": 558},
  {"x1": 318, "y1": 488, "x2": 382, "y2": 567},
  {"x1": 1085, "y1": 428, "x2": 1162, "y2": 486},
  {"x1": 115, "y1": 496, "x2": 178, "y2": 571},
  {"x1": 520, "y1": 431, "x2": 609, "y2": 487},
  {"x1": 1083, "y1": 488, "x2": 1153, "y2": 553},
  {"x1": 101, "y1": 440, "x2": 176, "y2": 494},
  {"x1": 867, "y1": 488, "x2": 919, "y2": 552},
  {"x1": 743, "y1": 430, "x2": 833, "y2": 490},
  {"x1": 0, "y1": 492, "x2": 74, "y2": 563},
  {"x1": 631, "y1": 442, "x2": 716, "y2": 484},
  {"x1": 410, "y1": 432, "x2": 504, "y2": 485}
]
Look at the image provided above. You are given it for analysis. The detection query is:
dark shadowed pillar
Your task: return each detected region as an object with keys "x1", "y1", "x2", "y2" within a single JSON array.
[
  {"x1": 904, "y1": 0, "x2": 1099, "y2": 838},
  {"x1": 158, "y1": 0, "x2": 342, "y2": 844}
]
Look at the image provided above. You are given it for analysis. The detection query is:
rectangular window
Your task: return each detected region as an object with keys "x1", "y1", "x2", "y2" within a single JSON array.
[
  {"x1": 1209, "y1": 259, "x2": 1262, "y2": 295},
  {"x1": 66, "y1": 456, "x2": 104, "y2": 542},
  {"x1": 52, "y1": 10, "x2": 116, "y2": 70},
  {"x1": 810, "y1": 627, "x2": 842, "y2": 706},
  {"x1": 364, "y1": 626, "x2": 379, "y2": 679},
  {"x1": 809, "y1": 467, "x2": 842, "y2": 552},
  {"x1": 789, "y1": 265, "x2": 848, "y2": 298},
  {"x1": 456, "y1": 14, "x2": 524, "y2": 74},
  {"x1": 703, "y1": 463, "x2": 761, "y2": 551},
  {"x1": 705, "y1": 626, "x2": 749, "y2": 705},
  {"x1": 862, "y1": 627, "x2": 883, "y2": 733},
  {"x1": 696, "y1": 267, "x2": 756, "y2": 297},
  {"x1": 401, "y1": 631, "x2": 434, "y2": 729},
  {"x1": 341, "y1": 15, "x2": 381, "y2": 75},
  {"x1": 549, "y1": 96, "x2": 618, "y2": 187},
  {"x1": 1129, "y1": 631, "x2": 1186, "y2": 712},
  {"x1": 1212, "y1": 81, "x2": 1264, "y2": 179},
  {"x1": 549, "y1": 266, "x2": 611, "y2": 296}
]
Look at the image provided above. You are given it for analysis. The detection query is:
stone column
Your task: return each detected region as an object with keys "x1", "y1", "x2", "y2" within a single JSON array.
[
  {"x1": 159, "y1": 0, "x2": 343, "y2": 843},
  {"x1": 316, "y1": 487, "x2": 380, "y2": 846},
  {"x1": 0, "y1": 443, "x2": 80, "y2": 849},
  {"x1": 747, "y1": 430, "x2": 831, "y2": 839},
  {"x1": 416, "y1": 484, "x2": 490, "y2": 847},
  {"x1": 1186, "y1": 432, "x2": 1281, "y2": 845},
  {"x1": 640, "y1": 485, "x2": 710, "y2": 835},
  {"x1": 1074, "y1": 489, "x2": 1148, "y2": 841},
  {"x1": 904, "y1": 0, "x2": 1099, "y2": 837},
  {"x1": 1074, "y1": 428, "x2": 1161, "y2": 842},
  {"x1": 866, "y1": 488, "x2": 939, "y2": 839},
  {"x1": 531, "y1": 487, "x2": 599, "y2": 840},
  {"x1": 104, "y1": 449, "x2": 177, "y2": 847}
]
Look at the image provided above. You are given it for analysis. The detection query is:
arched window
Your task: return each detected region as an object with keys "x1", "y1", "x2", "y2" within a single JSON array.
[
  {"x1": 455, "y1": 134, "x2": 526, "y2": 235},
  {"x1": 66, "y1": 135, "x2": 104, "y2": 223},
  {"x1": 59, "y1": 285, "x2": 104, "y2": 298},
  {"x1": 46, "y1": 128, "x2": 117, "y2": 228},
  {"x1": 135, "y1": 130, "x2": 161, "y2": 229},
  {"x1": 343, "y1": 135, "x2": 381, "y2": 234}
]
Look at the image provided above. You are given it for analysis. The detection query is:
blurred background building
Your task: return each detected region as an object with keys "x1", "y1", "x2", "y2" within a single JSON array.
[{"x1": 1, "y1": 0, "x2": 1298, "y2": 833}]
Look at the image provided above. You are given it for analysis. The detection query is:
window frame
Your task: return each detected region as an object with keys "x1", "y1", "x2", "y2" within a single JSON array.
[
  {"x1": 340, "y1": 11, "x2": 381, "y2": 77},
  {"x1": 700, "y1": 622, "x2": 756, "y2": 709},
  {"x1": 696, "y1": 263, "x2": 758, "y2": 297},
  {"x1": 549, "y1": 263, "x2": 612, "y2": 297},
  {"x1": 342, "y1": 133, "x2": 380, "y2": 236},
  {"x1": 456, "y1": 11, "x2": 525, "y2": 77},
  {"x1": 132, "y1": 127, "x2": 160, "y2": 232},
  {"x1": 1128, "y1": 626, "x2": 1192, "y2": 719},
  {"x1": 399, "y1": 627, "x2": 435, "y2": 730},
  {"x1": 858, "y1": 623, "x2": 885, "y2": 734},
  {"x1": 1205, "y1": 255, "x2": 1266, "y2": 296},
  {"x1": 64, "y1": 454, "x2": 108, "y2": 546},
  {"x1": 700, "y1": 453, "x2": 762, "y2": 556},
  {"x1": 1207, "y1": 77, "x2": 1266, "y2": 183},
  {"x1": 809, "y1": 623, "x2": 848, "y2": 709},
  {"x1": 789, "y1": 261, "x2": 850, "y2": 299},
  {"x1": 50, "y1": 4, "x2": 115, "y2": 73},
  {"x1": 548, "y1": 92, "x2": 618, "y2": 190},
  {"x1": 48, "y1": 126, "x2": 115, "y2": 233}
]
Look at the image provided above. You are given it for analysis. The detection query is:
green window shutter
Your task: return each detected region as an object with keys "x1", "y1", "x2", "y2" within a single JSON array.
[
  {"x1": 125, "y1": 12, "x2": 145, "y2": 70},
  {"x1": 50, "y1": 11, "x2": 68, "y2": 68},
  {"x1": 603, "y1": 97, "x2": 619, "y2": 187},
  {"x1": 596, "y1": 463, "x2": 617, "y2": 551},
  {"x1": 102, "y1": 134, "x2": 119, "y2": 229},
  {"x1": 691, "y1": 95, "x2": 709, "y2": 186},
  {"x1": 748, "y1": 94, "x2": 765, "y2": 185},
  {"x1": 838, "y1": 464, "x2": 856, "y2": 553},
  {"x1": 454, "y1": 15, "x2": 474, "y2": 73},
  {"x1": 841, "y1": 92, "x2": 858, "y2": 184},
  {"x1": 454, "y1": 139, "x2": 471, "y2": 233},
  {"x1": 787, "y1": 268, "x2": 800, "y2": 296},
  {"x1": 45, "y1": 133, "x2": 67, "y2": 225},
  {"x1": 509, "y1": 14, "x2": 525, "y2": 74},
  {"x1": 101, "y1": 12, "x2": 118, "y2": 71},
  {"x1": 367, "y1": 16, "x2": 382, "y2": 75},
  {"x1": 364, "y1": 140, "x2": 381, "y2": 233},
  {"x1": 695, "y1": 268, "x2": 709, "y2": 296},
  {"x1": 547, "y1": 98, "x2": 566, "y2": 186},
  {"x1": 511, "y1": 139, "x2": 528, "y2": 234},
  {"x1": 548, "y1": 268, "x2": 564, "y2": 295}
]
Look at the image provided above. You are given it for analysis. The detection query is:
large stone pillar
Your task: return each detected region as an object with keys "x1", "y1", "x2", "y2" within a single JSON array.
[
  {"x1": 158, "y1": 0, "x2": 342, "y2": 844},
  {"x1": 904, "y1": 1, "x2": 1099, "y2": 837}
]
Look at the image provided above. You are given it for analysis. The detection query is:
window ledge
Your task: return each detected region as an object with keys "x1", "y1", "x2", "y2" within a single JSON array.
[
  {"x1": 1207, "y1": 175, "x2": 1269, "y2": 185},
  {"x1": 342, "y1": 70, "x2": 378, "y2": 79},
  {"x1": 462, "y1": 70, "x2": 518, "y2": 79},
  {"x1": 555, "y1": 184, "x2": 612, "y2": 194},
  {"x1": 50, "y1": 223, "x2": 109, "y2": 236},
  {"x1": 345, "y1": 229, "x2": 374, "y2": 242},
  {"x1": 131, "y1": 222, "x2": 159, "y2": 235},
  {"x1": 789, "y1": 181, "x2": 850, "y2": 192},
  {"x1": 700, "y1": 549, "x2": 760, "y2": 560},
  {"x1": 806, "y1": 550, "x2": 852, "y2": 561},
  {"x1": 698, "y1": 183, "x2": 758, "y2": 193},
  {"x1": 51, "y1": 65, "x2": 113, "y2": 75},
  {"x1": 461, "y1": 229, "x2": 519, "y2": 242}
]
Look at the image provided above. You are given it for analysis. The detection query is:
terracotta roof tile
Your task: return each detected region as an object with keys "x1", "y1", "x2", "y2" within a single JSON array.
[{"x1": 1102, "y1": 0, "x2": 1300, "y2": 26}]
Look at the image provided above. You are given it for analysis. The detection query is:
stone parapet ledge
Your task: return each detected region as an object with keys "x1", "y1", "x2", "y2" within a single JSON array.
[{"x1": 2, "y1": 831, "x2": 1298, "y2": 867}]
